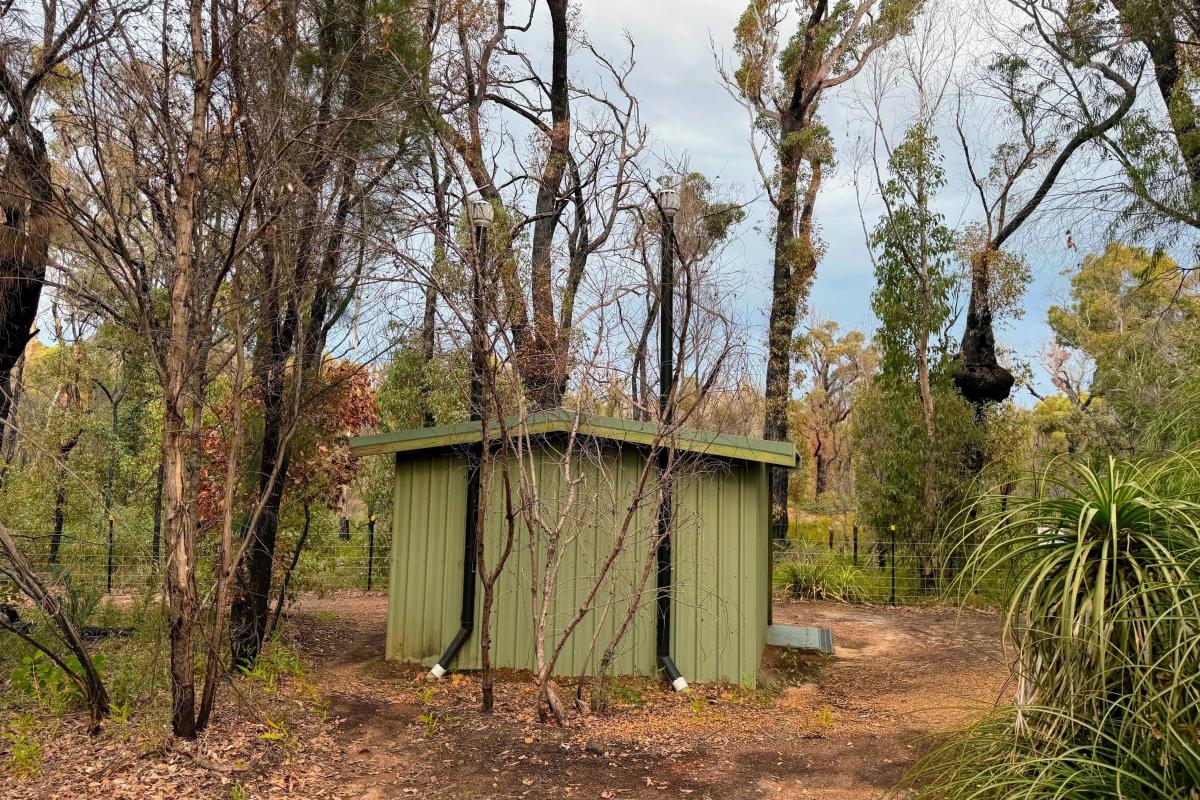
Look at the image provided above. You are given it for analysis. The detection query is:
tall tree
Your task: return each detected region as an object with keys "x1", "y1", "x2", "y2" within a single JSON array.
[
  {"x1": 952, "y1": 3, "x2": 1138, "y2": 413},
  {"x1": 227, "y1": 0, "x2": 425, "y2": 668},
  {"x1": 870, "y1": 123, "x2": 956, "y2": 537},
  {"x1": 0, "y1": 1, "x2": 129, "y2": 425},
  {"x1": 722, "y1": 0, "x2": 919, "y2": 535},
  {"x1": 793, "y1": 319, "x2": 874, "y2": 498},
  {"x1": 426, "y1": 0, "x2": 645, "y2": 409}
]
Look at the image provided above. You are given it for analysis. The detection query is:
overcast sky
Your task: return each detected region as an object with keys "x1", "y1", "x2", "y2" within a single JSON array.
[{"x1": 571, "y1": 0, "x2": 1109, "y2": 401}]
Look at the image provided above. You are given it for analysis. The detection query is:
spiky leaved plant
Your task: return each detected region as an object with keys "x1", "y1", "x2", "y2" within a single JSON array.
[{"x1": 900, "y1": 453, "x2": 1200, "y2": 798}]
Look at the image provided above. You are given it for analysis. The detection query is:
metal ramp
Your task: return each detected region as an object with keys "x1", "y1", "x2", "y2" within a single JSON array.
[{"x1": 767, "y1": 624, "x2": 834, "y2": 655}]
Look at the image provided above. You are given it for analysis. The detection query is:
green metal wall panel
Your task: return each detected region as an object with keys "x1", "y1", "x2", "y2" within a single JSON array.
[
  {"x1": 386, "y1": 453, "x2": 466, "y2": 664},
  {"x1": 386, "y1": 444, "x2": 769, "y2": 685}
]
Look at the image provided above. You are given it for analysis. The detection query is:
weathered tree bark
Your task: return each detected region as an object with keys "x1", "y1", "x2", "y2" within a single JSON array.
[
  {"x1": 0, "y1": 354, "x2": 25, "y2": 479},
  {"x1": 521, "y1": 0, "x2": 572, "y2": 409},
  {"x1": 0, "y1": 131, "x2": 52, "y2": 427},
  {"x1": 764, "y1": 144, "x2": 821, "y2": 536},
  {"x1": 952, "y1": 251, "x2": 1014, "y2": 407},
  {"x1": 160, "y1": 0, "x2": 219, "y2": 739}
]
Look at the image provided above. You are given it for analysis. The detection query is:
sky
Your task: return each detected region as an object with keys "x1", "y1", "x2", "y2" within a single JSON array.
[{"x1": 571, "y1": 0, "x2": 1094, "y2": 402}]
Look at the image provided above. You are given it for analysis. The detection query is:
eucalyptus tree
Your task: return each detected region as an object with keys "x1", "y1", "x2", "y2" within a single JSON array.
[
  {"x1": 720, "y1": 0, "x2": 921, "y2": 534},
  {"x1": 793, "y1": 319, "x2": 875, "y2": 499},
  {"x1": 226, "y1": 0, "x2": 428, "y2": 670},
  {"x1": 950, "y1": 2, "x2": 1138, "y2": 415},
  {"x1": 424, "y1": 0, "x2": 648, "y2": 409},
  {"x1": 0, "y1": 0, "x2": 137, "y2": 428}
]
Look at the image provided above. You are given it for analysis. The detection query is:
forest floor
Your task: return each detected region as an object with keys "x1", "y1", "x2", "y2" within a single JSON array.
[
  {"x1": 292, "y1": 593, "x2": 1008, "y2": 800},
  {"x1": 1, "y1": 594, "x2": 1009, "y2": 800}
]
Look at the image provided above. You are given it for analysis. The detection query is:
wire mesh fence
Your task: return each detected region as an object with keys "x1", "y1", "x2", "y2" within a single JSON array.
[
  {"x1": 771, "y1": 526, "x2": 992, "y2": 605},
  {"x1": 4, "y1": 518, "x2": 994, "y2": 608},
  {"x1": 1, "y1": 518, "x2": 395, "y2": 599}
]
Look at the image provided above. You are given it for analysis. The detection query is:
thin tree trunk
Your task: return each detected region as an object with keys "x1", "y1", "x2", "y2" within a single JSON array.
[
  {"x1": 265, "y1": 500, "x2": 310, "y2": 643},
  {"x1": 152, "y1": 458, "x2": 164, "y2": 567},
  {"x1": 47, "y1": 436, "x2": 78, "y2": 566},
  {"x1": 197, "y1": 305, "x2": 247, "y2": 732},
  {"x1": 161, "y1": 0, "x2": 218, "y2": 738}
]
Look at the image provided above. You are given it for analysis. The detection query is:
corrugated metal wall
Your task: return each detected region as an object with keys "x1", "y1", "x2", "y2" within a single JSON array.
[{"x1": 386, "y1": 443, "x2": 769, "y2": 685}]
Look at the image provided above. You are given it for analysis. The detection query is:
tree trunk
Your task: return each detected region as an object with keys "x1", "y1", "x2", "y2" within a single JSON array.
[
  {"x1": 47, "y1": 437, "x2": 78, "y2": 566},
  {"x1": 764, "y1": 136, "x2": 821, "y2": 537},
  {"x1": 0, "y1": 354, "x2": 25, "y2": 480},
  {"x1": 147, "y1": 457, "x2": 162, "y2": 565},
  {"x1": 0, "y1": 130, "x2": 52, "y2": 427},
  {"x1": 161, "y1": 0, "x2": 216, "y2": 737},
  {"x1": 520, "y1": 0, "x2": 573, "y2": 409},
  {"x1": 265, "y1": 501, "x2": 310, "y2": 643},
  {"x1": 813, "y1": 435, "x2": 829, "y2": 497},
  {"x1": 162, "y1": 403, "x2": 198, "y2": 738},
  {"x1": 954, "y1": 251, "x2": 1014, "y2": 408}
]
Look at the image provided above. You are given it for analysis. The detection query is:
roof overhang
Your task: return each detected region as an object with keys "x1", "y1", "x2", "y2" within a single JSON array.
[{"x1": 349, "y1": 409, "x2": 797, "y2": 468}]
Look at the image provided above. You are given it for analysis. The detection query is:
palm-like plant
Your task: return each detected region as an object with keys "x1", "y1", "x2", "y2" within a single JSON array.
[{"x1": 902, "y1": 452, "x2": 1200, "y2": 798}]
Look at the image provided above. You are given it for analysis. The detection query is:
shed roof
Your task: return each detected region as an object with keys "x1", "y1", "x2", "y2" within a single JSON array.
[{"x1": 349, "y1": 409, "x2": 797, "y2": 468}]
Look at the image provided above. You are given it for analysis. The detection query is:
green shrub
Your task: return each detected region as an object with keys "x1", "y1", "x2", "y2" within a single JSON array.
[
  {"x1": 774, "y1": 546, "x2": 870, "y2": 603},
  {"x1": 2, "y1": 713, "x2": 46, "y2": 779},
  {"x1": 902, "y1": 453, "x2": 1200, "y2": 798}
]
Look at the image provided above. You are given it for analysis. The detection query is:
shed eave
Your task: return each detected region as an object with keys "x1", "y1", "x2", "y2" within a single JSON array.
[{"x1": 349, "y1": 410, "x2": 796, "y2": 467}]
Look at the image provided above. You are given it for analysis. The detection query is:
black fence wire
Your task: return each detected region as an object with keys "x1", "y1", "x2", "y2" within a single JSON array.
[
  {"x1": 771, "y1": 523, "x2": 994, "y2": 605},
  {"x1": 1, "y1": 516, "x2": 392, "y2": 599},
  {"x1": 3, "y1": 517, "x2": 996, "y2": 608}
]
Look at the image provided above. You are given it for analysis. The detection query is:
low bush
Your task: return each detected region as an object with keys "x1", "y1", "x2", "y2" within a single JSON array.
[{"x1": 774, "y1": 546, "x2": 870, "y2": 603}]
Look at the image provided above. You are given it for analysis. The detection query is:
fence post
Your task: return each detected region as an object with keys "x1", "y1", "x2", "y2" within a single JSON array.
[
  {"x1": 889, "y1": 524, "x2": 897, "y2": 605},
  {"x1": 366, "y1": 513, "x2": 376, "y2": 591},
  {"x1": 106, "y1": 514, "x2": 115, "y2": 594},
  {"x1": 852, "y1": 524, "x2": 859, "y2": 566}
]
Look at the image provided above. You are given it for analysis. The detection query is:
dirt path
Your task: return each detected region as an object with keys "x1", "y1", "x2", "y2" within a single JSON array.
[{"x1": 287, "y1": 594, "x2": 1008, "y2": 800}]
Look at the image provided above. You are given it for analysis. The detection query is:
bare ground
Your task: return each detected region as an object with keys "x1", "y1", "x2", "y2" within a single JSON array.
[
  {"x1": 289, "y1": 594, "x2": 1009, "y2": 800},
  {"x1": 0, "y1": 594, "x2": 1008, "y2": 800}
]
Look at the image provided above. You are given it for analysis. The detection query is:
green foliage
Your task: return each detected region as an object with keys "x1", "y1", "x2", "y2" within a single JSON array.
[
  {"x1": 238, "y1": 642, "x2": 304, "y2": 694},
  {"x1": 905, "y1": 451, "x2": 1200, "y2": 797},
  {"x1": 1048, "y1": 242, "x2": 1200, "y2": 454},
  {"x1": 2, "y1": 713, "x2": 46, "y2": 779},
  {"x1": 852, "y1": 379, "x2": 981, "y2": 535},
  {"x1": 870, "y1": 123, "x2": 958, "y2": 386},
  {"x1": 7, "y1": 651, "x2": 102, "y2": 713},
  {"x1": 773, "y1": 543, "x2": 870, "y2": 602},
  {"x1": 377, "y1": 342, "x2": 468, "y2": 431}
]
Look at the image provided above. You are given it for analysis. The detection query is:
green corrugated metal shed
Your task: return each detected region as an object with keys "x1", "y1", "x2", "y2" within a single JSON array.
[{"x1": 350, "y1": 410, "x2": 795, "y2": 687}]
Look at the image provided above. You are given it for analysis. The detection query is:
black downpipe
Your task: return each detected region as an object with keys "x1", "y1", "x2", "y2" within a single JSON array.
[
  {"x1": 431, "y1": 222, "x2": 488, "y2": 677},
  {"x1": 656, "y1": 202, "x2": 687, "y2": 691},
  {"x1": 431, "y1": 446, "x2": 480, "y2": 676}
]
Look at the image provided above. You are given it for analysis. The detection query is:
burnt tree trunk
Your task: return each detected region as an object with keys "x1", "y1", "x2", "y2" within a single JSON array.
[
  {"x1": 521, "y1": 0, "x2": 572, "y2": 409},
  {"x1": 0, "y1": 131, "x2": 52, "y2": 427},
  {"x1": 953, "y1": 251, "x2": 1014, "y2": 409}
]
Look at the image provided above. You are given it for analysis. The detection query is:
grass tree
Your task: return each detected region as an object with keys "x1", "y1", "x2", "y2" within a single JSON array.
[{"x1": 904, "y1": 453, "x2": 1200, "y2": 797}]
